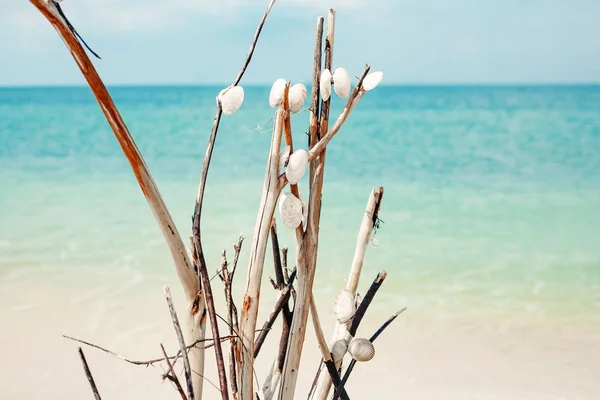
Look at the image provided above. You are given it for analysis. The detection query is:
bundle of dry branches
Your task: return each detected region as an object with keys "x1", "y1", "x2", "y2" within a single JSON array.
[{"x1": 29, "y1": 0, "x2": 405, "y2": 399}]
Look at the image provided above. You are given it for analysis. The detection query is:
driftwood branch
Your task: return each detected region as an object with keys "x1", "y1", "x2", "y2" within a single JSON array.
[
  {"x1": 238, "y1": 105, "x2": 285, "y2": 399},
  {"x1": 161, "y1": 344, "x2": 187, "y2": 400},
  {"x1": 253, "y1": 269, "x2": 297, "y2": 357},
  {"x1": 164, "y1": 286, "x2": 196, "y2": 400},
  {"x1": 313, "y1": 186, "x2": 384, "y2": 399},
  {"x1": 348, "y1": 271, "x2": 388, "y2": 335},
  {"x1": 332, "y1": 308, "x2": 407, "y2": 400},
  {"x1": 279, "y1": 13, "x2": 329, "y2": 400},
  {"x1": 78, "y1": 347, "x2": 102, "y2": 400},
  {"x1": 28, "y1": 0, "x2": 198, "y2": 302}
]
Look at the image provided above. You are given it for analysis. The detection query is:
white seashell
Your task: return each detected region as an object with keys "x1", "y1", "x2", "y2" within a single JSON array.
[
  {"x1": 288, "y1": 83, "x2": 307, "y2": 113},
  {"x1": 320, "y1": 69, "x2": 332, "y2": 101},
  {"x1": 348, "y1": 338, "x2": 375, "y2": 362},
  {"x1": 333, "y1": 67, "x2": 351, "y2": 99},
  {"x1": 285, "y1": 149, "x2": 308, "y2": 184},
  {"x1": 331, "y1": 339, "x2": 348, "y2": 362},
  {"x1": 218, "y1": 86, "x2": 244, "y2": 115},
  {"x1": 279, "y1": 192, "x2": 303, "y2": 229},
  {"x1": 333, "y1": 289, "x2": 356, "y2": 323},
  {"x1": 278, "y1": 146, "x2": 291, "y2": 176},
  {"x1": 362, "y1": 71, "x2": 383, "y2": 91},
  {"x1": 269, "y1": 78, "x2": 287, "y2": 108}
]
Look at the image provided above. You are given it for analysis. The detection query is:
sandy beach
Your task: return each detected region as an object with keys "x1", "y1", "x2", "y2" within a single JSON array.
[{"x1": 1, "y1": 264, "x2": 598, "y2": 399}]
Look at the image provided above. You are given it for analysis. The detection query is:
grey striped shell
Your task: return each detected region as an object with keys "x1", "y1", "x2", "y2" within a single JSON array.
[{"x1": 347, "y1": 338, "x2": 375, "y2": 362}]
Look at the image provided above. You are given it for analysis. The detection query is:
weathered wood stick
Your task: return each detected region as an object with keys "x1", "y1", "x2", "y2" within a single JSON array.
[
  {"x1": 347, "y1": 270, "x2": 387, "y2": 335},
  {"x1": 193, "y1": 246, "x2": 229, "y2": 400},
  {"x1": 63, "y1": 334, "x2": 229, "y2": 366},
  {"x1": 312, "y1": 187, "x2": 384, "y2": 399},
  {"x1": 164, "y1": 286, "x2": 196, "y2": 400},
  {"x1": 332, "y1": 308, "x2": 407, "y2": 400},
  {"x1": 78, "y1": 347, "x2": 102, "y2": 400},
  {"x1": 309, "y1": 296, "x2": 350, "y2": 400},
  {"x1": 220, "y1": 248, "x2": 238, "y2": 399},
  {"x1": 253, "y1": 269, "x2": 297, "y2": 358},
  {"x1": 238, "y1": 106, "x2": 285, "y2": 399},
  {"x1": 307, "y1": 65, "x2": 370, "y2": 163},
  {"x1": 270, "y1": 221, "x2": 292, "y2": 326},
  {"x1": 27, "y1": 0, "x2": 198, "y2": 301},
  {"x1": 161, "y1": 344, "x2": 187, "y2": 400}
]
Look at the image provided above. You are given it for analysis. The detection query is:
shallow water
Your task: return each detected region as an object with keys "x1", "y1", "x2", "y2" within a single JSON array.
[{"x1": 1, "y1": 85, "x2": 600, "y2": 398}]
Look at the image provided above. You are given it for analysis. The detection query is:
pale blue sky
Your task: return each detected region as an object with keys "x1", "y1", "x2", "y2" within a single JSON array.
[{"x1": 1, "y1": 0, "x2": 599, "y2": 85}]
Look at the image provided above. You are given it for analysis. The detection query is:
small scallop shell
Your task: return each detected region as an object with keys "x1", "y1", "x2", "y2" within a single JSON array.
[
  {"x1": 278, "y1": 146, "x2": 291, "y2": 176},
  {"x1": 348, "y1": 338, "x2": 375, "y2": 362},
  {"x1": 334, "y1": 289, "x2": 356, "y2": 323},
  {"x1": 362, "y1": 71, "x2": 383, "y2": 91},
  {"x1": 269, "y1": 78, "x2": 287, "y2": 108},
  {"x1": 320, "y1": 69, "x2": 332, "y2": 101},
  {"x1": 285, "y1": 149, "x2": 308, "y2": 184},
  {"x1": 288, "y1": 83, "x2": 307, "y2": 113},
  {"x1": 279, "y1": 192, "x2": 303, "y2": 229},
  {"x1": 333, "y1": 67, "x2": 351, "y2": 99},
  {"x1": 331, "y1": 339, "x2": 348, "y2": 362},
  {"x1": 218, "y1": 86, "x2": 244, "y2": 115}
]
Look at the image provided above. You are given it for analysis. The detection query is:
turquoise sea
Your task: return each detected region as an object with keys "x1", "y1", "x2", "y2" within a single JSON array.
[{"x1": 1, "y1": 85, "x2": 600, "y2": 326}]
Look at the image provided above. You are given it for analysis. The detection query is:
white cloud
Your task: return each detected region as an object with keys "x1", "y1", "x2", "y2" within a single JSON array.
[{"x1": 1, "y1": 0, "x2": 367, "y2": 38}]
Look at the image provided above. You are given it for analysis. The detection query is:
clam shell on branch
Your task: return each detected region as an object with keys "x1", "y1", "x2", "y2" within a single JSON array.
[
  {"x1": 331, "y1": 339, "x2": 348, "y2": 362},
  {"x1": 334, "y1": 289, "x2": 356, "y2": 323},
  {"x1": 269, "y1": 78, "x2": 287, "y2": 108},
  {"x1": 288, "y1": 83, "x2": 307, "y2": 113},
  {"x1": 278, "y1": 146, "x2": 291, "y2": 176},
  {"x1": 299, "y1": 195, "x2": 308, "y2": 228},
  {"x1": 320, "y1": 69, "x2": 332, "y2": 101},
  {"x1": 218, "y1": 85, "x2": 244, "y2": 115},
  {"x1": 333, "y1": 67, "x2": 351, "y2": 99},
  {"x1": 348, "y1": 338, "x2": 375, "y2": 362},
  {"x1": 285, "y1": 149, "x2": 308, "y2": 185},
  {"x1": 362, "y1": 71, "x2": 384, "y2": 91},
  {"x1": 279, "y1": 192, "x2": 303, "y2": 229}
]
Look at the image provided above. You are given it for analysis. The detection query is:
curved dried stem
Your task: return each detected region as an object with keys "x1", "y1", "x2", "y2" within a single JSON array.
[{"x1": 238, "y1": 106, "x2": 286, "y2": 399}]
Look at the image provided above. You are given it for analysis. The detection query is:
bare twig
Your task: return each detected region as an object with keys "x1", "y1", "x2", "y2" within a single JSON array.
[
  {"x1": 193, "y1": 247, "x2": 229, "y2": 400},
  {"x1": 253, "y1": 269, "x2": 297, "y2": 357},
  {"x1": 190, "y1": 2, "x2": 277, "y2": 397},
  {"x1": 161, "y1": 344, "x2": 187, "y2": 400},
  {"x1": 332, "y1": 308, "x2": 407, "y2": 400},
  {"x1": 348, "y1": 271, "x2": 388, "y2": 336},
  {"x1": 270, "y1": 220, "x2": 293, "y2": 327},
  {"x1": 63, "y1": 335, "x2": 233, "y2": 367},
  {"x1": 78, "y1": 347, "x2": 102, "y2": 400},
  {"x1": 165, "y1": 286, "x2": 196, "y2": 400},
  {"x1": 307, "y1": 65, "x2": 370, "y2": 163}
]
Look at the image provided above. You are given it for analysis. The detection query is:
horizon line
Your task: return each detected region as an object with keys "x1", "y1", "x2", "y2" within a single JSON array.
[{"x1": 1, "y1": 82, "x2": 600, "y2": 89}]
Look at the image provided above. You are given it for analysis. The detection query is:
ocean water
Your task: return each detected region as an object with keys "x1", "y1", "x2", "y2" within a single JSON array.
[{"x1": 1, "y1": 85, "x2": 600, "y2": 327}]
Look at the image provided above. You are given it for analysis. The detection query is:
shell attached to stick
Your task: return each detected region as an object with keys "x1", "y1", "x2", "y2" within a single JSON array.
[
  {"x1": 333, "y1": 67, "x2": 351, "y2": 99},
  {"x1": 333, "y1": 289, "x2": 356, "y2": 323},
  {"x1": 285, "y1": 149, "x2": 308, "y2": 184},
  {"x1": 278, "y1": 145, "x2": 291, "y2": 176},
  {"x1": 320, "y1": 69, "x2": 333, "y2": 101},
  {"x1": 331, "y1": 339, "x2": 348, "y2": 362},
  {"x1": 288, "y1": 83, "x2": 307, "y2": 113},
  {"x1": 279, "y1": 192, "x2": 303, "y2": 229},
  {"x1": 348, "y1": 338, "x2": 375, "y2": 362},
  {"x1": 218, "y1": 85, "x2": 244, "y2": 115},
  {"x1": 362, "y1": 71, "x2": 384, "y2": 91},
  {"x1": 269, "y1": 78, "x2": 287, "y2": 108}
]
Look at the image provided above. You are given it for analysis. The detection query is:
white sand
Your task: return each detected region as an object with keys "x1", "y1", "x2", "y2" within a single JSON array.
[{"x1": 1, "y1": 266, "x2": 599, "y2": 399}]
